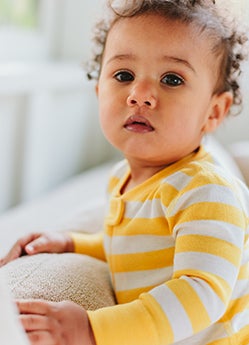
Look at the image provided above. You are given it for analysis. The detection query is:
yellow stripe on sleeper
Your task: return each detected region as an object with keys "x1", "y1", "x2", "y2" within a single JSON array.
[
  {"x1": 176, "y1": 235, "x2": 242, "y2": 267},
  {"x1": 141, "y1": 293, "x2": 175, "y2": 343},
  {"x1": 107, "y1": 176, "x2": 120, "y2": 193},
  {"x1": 238, "y1": 263, "x2": 249, "y2": 279},
  {"x1": 225, "y1": 294, "x2": 249, "y2": 320},
  {"x1": 237, "y1": 324, "x2": 249, "y2": 345},
  {"x1": 109, "y1": 247, "x2": 174, "y2": 272},
  {"x1": 173, "y1": 269, "x2": 231, "y2": 303},
  {"x1": 116, "y1": 285, "x2": 154, "y2": 303},
  {"x1": 171, "y1": 203, "x2": 245, "y2": 228},
  {"x1": 167, "y1": 279, "x2": 211, "y2": 333}
]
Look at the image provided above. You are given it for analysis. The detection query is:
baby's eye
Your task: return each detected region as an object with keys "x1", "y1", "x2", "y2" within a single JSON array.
[
  {"x1": 114, "y1": 71, "x2": 134, "y2": 82},
  {"x1": 161, "y1": 73, "x2": 184, "y2": 87}
]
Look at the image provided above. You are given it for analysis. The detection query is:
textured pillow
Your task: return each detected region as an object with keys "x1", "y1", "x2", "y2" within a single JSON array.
[{"x1": 1, "y1": 253, "x2": 116, "y2": 310}]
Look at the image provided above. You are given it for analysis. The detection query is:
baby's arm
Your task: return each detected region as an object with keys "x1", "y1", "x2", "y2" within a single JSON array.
[{"x1": 0, "y1": 227, "x2": 106, "y2": 267}]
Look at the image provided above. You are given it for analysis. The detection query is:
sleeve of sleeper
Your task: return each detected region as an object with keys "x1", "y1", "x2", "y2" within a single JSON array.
[
  {"x1": 87, "y1": 176, "x2": 247, "y2": 345},
  {"x1": 69, "y1": 231, "x2": 106, "y2": 261}
]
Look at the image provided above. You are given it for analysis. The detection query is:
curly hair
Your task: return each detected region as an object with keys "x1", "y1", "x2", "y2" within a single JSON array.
[{"x1": 86, "y1": 0, "x2": 248, "y2": 115}]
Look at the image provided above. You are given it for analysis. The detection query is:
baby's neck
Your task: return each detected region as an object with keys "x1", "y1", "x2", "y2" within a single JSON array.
[{"x1": 121, "y1": 161, "x2": 169, "y2": 194}]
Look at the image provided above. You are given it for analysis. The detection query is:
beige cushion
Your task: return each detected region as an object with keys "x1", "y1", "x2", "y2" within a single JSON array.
[{"x1": 2, "y1": 253, "x2": 116, "y2": 310}]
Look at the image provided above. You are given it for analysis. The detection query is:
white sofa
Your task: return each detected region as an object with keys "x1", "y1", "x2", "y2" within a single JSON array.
[
  {"x1": 0, "y1": 136, "x2": 248, "y2": 345},
  {"x1": 0, "y1": 136, "x2": 249, "y2": 257}
]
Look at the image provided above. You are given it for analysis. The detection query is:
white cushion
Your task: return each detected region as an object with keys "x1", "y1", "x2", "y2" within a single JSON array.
[
  {"x1": 203, "y1": 135, "x2": 245, "y2": 181},
  {"x1": 229, "y1": 141, "x2": 249, "y2": 186}
]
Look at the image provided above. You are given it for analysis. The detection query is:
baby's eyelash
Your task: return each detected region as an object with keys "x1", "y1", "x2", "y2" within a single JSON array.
[
  {"x1": 161, "y1": 73, "x2": 185, "y2": 87},
  {"x1": 114, "y1": 71, "x2": 134, "y2": 82},
  {"x1": 113, "y1": 71, "x2": 185, "y2": 86}
]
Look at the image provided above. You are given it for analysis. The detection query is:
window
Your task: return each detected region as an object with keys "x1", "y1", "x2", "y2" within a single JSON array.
[
  {"x1": 0, "y1": 0, "x2": 40, "y2": 29},
  {"x1": 0, "y1": 0, "x2": 57, "y2": 62}
]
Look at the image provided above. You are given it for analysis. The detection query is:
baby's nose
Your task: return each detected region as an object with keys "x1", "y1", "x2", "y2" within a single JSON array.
[{"x1": 127, "y1": 82, "x2": 157, "y2": 108}]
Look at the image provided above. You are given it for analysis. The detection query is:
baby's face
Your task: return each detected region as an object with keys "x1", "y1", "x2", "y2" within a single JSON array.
[{"x1": 96, "y1": 13, "x2": 231, "y2": 168}]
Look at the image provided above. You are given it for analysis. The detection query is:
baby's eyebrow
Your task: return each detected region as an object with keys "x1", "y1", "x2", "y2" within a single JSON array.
[
  {"x1": 106, "y1": 53, "x2": 136, "y2": 65},
  {"x1": 162, "y1": 55, "x2": 196, "y2": 74},
  {"x1": 106, "y1": 53, "x2": 196, "y2": 74}
]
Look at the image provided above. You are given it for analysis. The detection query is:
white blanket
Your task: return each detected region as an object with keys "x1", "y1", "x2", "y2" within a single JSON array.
[{"x1": 0, "y1": 273, "x2": 30, "y2": 345}]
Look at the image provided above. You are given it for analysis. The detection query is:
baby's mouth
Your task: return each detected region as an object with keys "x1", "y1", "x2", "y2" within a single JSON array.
[{"x1": 124, "y1": 115, "x2": 154, "y2": 133}]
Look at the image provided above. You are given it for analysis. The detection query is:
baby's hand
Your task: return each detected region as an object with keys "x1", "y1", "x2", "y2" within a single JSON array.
[
  {"x1": 17, "y1": 299, "x2": 96, "y2": 345},
  {"x1": 0, "y1": 232, "x2": 74, "y2": 267}
]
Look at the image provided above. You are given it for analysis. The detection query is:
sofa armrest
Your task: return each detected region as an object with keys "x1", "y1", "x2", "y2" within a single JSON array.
[{"x1": 229, "y1": 141, "x2": 249, "y2": 186}]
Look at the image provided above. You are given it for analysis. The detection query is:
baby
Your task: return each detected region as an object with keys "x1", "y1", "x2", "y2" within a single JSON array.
[{"x1": 1, "y1": 1, "x2": 249, "y2": 344}]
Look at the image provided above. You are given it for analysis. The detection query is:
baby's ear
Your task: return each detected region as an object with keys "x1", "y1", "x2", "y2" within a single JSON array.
[
  {"x1": 204, "y1": 91, "x2": 233, "y2": 133},
  {"x1": 95, "y1": 83, "x2": 99, "y2": 96}
]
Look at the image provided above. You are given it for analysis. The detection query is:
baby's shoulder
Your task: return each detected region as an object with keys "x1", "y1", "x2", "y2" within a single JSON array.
[{"x1": 160, "y1": 159, "x2": 249, "y2": 216}]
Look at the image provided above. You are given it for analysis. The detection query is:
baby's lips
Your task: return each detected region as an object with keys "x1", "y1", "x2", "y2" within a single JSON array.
[{"x1": 124, "y1": 115, "x2": 154, "y2": 130}]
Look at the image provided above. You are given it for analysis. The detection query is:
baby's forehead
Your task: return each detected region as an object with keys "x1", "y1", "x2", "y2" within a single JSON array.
[
  {"x1": 106, "y1": 13, "x2": 216, "y2": 51},
  {"x1": 104, "y1": 14, "x2": 218, "y2": 73},
  {"x1": 108, "y1": 11, "x2": 220, "y2": 41}
]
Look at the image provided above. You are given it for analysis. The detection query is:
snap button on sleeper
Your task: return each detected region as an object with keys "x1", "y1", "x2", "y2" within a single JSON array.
[{"x1": 106, "y1": 197, "x2": 125, "y2": 226}]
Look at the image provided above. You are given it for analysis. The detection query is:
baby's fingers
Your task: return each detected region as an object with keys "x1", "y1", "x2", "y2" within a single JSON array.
[
  {"x1": 20, "y1": 314, "x2": 51, "y2": 332},
  {"x1": 25, "y1": 236, "x2": 52, "y2": 255},
  {"x1": 17, "y1": 299, "x2": 55, "y2": 316},
  {"x1": 18, "y1": 300, "x2": 65, "y2": 345},
  {"x1": 20, "y1": 315, "x2": 62, "y2": 345},
  {"x1": 0, "y1": 235, "x2": 33, "y2": 266},
  {"x1": 26, "y1": 331, "x2": 56, "y2": 345},
  {"x1": 0, "y1": 244, "x2": 20, "y2": 267}
]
